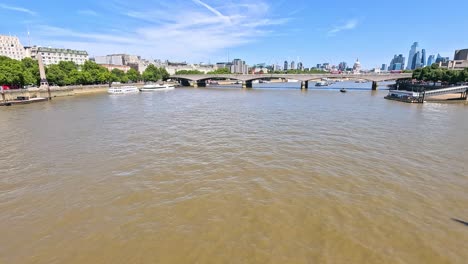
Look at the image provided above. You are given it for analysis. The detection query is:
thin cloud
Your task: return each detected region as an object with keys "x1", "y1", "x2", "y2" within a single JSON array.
[
  {"x1": 77, "y1": 10, "x2": 98, "y2": 16},
  {"x1": 328, "y1": 19, "x2": 358, "y2": 36},
  {"x1": 33, "y1": 0, "x2": 290, "y2": 61},
  {"x1": 192, "y1": 0, "x2": 228, "y2": 20},
  {"x1": 0, "y1": 3, "x2": 36, "y2": 15}
]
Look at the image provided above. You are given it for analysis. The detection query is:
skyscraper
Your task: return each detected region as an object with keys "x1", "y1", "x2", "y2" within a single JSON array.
[
  {"x1": 338, "y1": 62, "x2": 347, "y2": 71},
  {"x1": 412, "y1": 51, "x2": 422, "y2": 69},
  {"x1": 435, "y1": 54, "x2": 449, "y2": 64},
  {"x1": 291, "y1": 61, "x2": 296, "y2": 70},
  {"x1": 389, "y1": 54, "x2": 405, "y2": 71},
  {"x1": 297, "y1": 62, "x2": 304, "y2": 71},
  {"x1": 284, "y1": 60, "x2": 288, "y2": 71},
  {"x1": 427, "y1": 55, "x2": 435, "y2": 66},
  {"x1": 407, "y1": 42, "x2": 419, "y2": 70},
  {"x1": 381, "y1": 64, "x2": 387, "y2": 71},
  {"x1": 421, "y1": 49, "x2": 426, "y2": 66}
]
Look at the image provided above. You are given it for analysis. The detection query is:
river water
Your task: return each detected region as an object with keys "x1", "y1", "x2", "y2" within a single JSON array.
[{"x1": 1, "y1": 84, "x2": 467, "y2": 263}]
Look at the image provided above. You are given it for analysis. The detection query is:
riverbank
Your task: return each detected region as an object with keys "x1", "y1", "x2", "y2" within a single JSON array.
[{"x1": 0, "y1": 83, "x2": 153, "y2": 102}]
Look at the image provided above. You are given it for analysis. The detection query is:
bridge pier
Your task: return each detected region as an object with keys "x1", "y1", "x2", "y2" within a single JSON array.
[
  {"x1": 301, "y1": 81, "x2": 309, "y2": 89},
  {"x1": 180, "y1": 79, "x2": 191, "y2": 87},
  {"x1": 197, "y1": 80, "x2": 206, "y2": 87},
  {"x1": 192, "y1": 80, "x2": 206, "y2": 88},
  {"x1": 242, "y1": 81, "x2": 253, "y2": 89},
  {"x1": 372, "y1": 81, "x2": 378, "y2": 90}
]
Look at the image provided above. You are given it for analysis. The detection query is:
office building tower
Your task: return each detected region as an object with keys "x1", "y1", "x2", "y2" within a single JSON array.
[{"x1": 406, "y1": 42, "x2": 419, "y2": 70}]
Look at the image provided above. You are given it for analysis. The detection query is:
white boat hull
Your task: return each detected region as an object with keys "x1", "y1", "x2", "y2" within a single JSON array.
[
  {"x1": 139, "y1": 85, "x2": 175, "y2": 92},
  {"x1": 108, "y1": 86, "x2": 139, "y2": 94}
]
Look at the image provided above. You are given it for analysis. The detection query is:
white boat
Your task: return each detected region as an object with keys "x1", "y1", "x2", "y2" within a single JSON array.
[
  {"x1": 139, "y1": 84, "x2": 175, "y2": 92},
  {"x1": 108, "y1": 86, "x2": 139, "y2": 94},
  {"x1": 315, "y1": 81, "x2": 329, "y2": 87},
  {"x1": 287, "y1": 79, "x2": 299, "y2": 83}
]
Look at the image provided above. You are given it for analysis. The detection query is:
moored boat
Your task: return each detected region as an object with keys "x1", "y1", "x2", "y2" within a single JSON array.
[
  {"x1": 315, "y1": 81, "x2": 329, "y2": 87},
  {"x1": 108, "y1": 86, "x2": 139, "y2": 94},
  {"x1": 340, "y1": 88, "x2": 347, "y2": 93},
  {"x1": 139, "y1": 84, "x2": 175, "y2": 92}
]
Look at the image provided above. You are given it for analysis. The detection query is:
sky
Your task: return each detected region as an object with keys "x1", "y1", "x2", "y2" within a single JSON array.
[{"x1": 1, "y1": 0, "x2": 468, "y2": 69}]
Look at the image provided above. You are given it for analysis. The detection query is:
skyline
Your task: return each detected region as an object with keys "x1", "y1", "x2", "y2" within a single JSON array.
[{"x1": 1, "y1": 0, "x2": 468, "y2": 68}]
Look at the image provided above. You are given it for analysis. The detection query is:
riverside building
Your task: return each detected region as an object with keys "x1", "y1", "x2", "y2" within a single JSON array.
[
  {"x1": 0, "y1": 35, "x2": 26, "y2": 60},
  {"x1": 26, "y1": 46, "x2": 88, "y2": 66}
]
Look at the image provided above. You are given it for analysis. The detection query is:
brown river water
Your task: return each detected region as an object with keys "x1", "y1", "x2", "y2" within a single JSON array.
[{"x1": 1, "y1": 86, "x2": 467, "y2": 263}]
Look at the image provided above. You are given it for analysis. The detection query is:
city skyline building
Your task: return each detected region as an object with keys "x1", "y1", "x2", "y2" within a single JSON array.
[
  {"x1": 284, "y1": 60, "x2": 288, "y2": 71},
  {"x1": 338, "y1": 62, "x2": 347, "y2": 71},
  {"x1": 427, "y1": 55, "x2": 435, "y2": 66},
  {"x1": 297, "y1": 62, "x2": 304, "y2": 71},
  {"x1": 407, "y1": 42, "x2": 419, "y2": 70},
  {"x1": 435, "y1": 53, "x2": 450, "y2": 64},
  {"x1": 290, "y1": 61, "x2": 296, "y2": 70},
  {"x1": 389, "y1": 54, "x2": 405, "y2": 71},
  {"x1": 412, "y1": 51, "x2": 422, "y2": 69},
  {"x1": 421, "y1": 49, "x2": 426, "y2": 66},
  {"x1": 381, "y1": 64, "x2": 387, "y2": 71},
  {"x1": 230, "y1": 59, "x2": 248, "y2": 74}
]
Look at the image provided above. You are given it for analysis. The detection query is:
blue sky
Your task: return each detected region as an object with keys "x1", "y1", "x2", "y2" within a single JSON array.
[{"x1": 1, "y1": 0, "x2": 467, "y2": 69}]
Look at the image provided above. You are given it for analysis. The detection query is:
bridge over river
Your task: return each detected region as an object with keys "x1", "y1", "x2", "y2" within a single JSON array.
[{"x1": 171, "y1": 73, "x2": 413, "y2": 89}]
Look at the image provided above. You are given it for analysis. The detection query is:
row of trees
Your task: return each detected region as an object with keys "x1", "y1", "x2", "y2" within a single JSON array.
[
  {"x1": 412, "y1": 64, "x2": 468, "y2": 85},
  {"x1": 0, "y1": 55, "x2": 169, "y2": 87},
  {"x1": 175, "y1": 68, "x2": 231, "y2": 75},
  {"x1": 174, "y1": 68, "x2": 329, "y2": 75}
]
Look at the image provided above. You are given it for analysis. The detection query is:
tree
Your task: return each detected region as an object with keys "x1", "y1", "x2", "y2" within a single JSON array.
[
  {"x1": 160, "y1": 67, "x2": 169, "y2": 80},
  {"x1": 21, "y1": 57, "x2": 40, "y2": 85},
  {"x1": 46, "y1": 64, "x2": 67, "y2": 86},
  {"x1": 176, "y1": 69, "x2": 204, "y2": 75},
  {"x1": 0, "y1": 56, "x2": 26, "y2": 87},
  {"x1": 111, "y1": 68, "x2": 126, "y2": 83},
  {"x1": 81, "y1": 60, "x2": 112, "y2": 84},
  {"x1": 142, "y1": 64, "x2": 167, "y2": 82},
  {"x1": 126, "y1": 68, "x2": 141, "y2": 82},
  {"x1": 413, "y1": 68, "x2": 422, "y2": 80},
  {"x1": 207, "y1": 68, "x2": 230, "y2": 74}
]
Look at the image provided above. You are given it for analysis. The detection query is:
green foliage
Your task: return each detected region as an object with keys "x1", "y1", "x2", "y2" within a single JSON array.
[
  {"x1": 46, "y1": 64, "x2": 67, "y2": 86},
  {"x1": 175, "y1": 69, "x2": 204, "y2": 75},
  {"x1": 0, "y1": 56, "x2": 148, "y2": 87},
  {"x1": 413, "y1": 65, "x2": 467, "y2": 85},
  {"x1": 271, "y1": 69, "x2": 325, "y2": 74},
  {"x1": 207, "y1": 68, "x2": 231, "y2": 74},
  {"x1": 0, "y1": 56, "x2": 37, "y2": 87},
  {"x1": 143, "y1": 65, "x2": 169, "y2": 82},
  {"x1": 21, "y1": 58, "x2": 40, "y2": 85},
  {"x1": 126, "y1": 68, "x2": 141, "y2": 82}
]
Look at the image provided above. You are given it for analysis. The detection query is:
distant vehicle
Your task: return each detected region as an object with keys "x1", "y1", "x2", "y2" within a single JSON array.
[
  {"x1": 112, "y1": 82, "x2": 121, "y2": 85},
  {"x1": 1, "y1": 85, "x2": 10, "y2": 90},
  {"x1": 390, "y1": 70, "x2": 403, "y2": 74}
]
